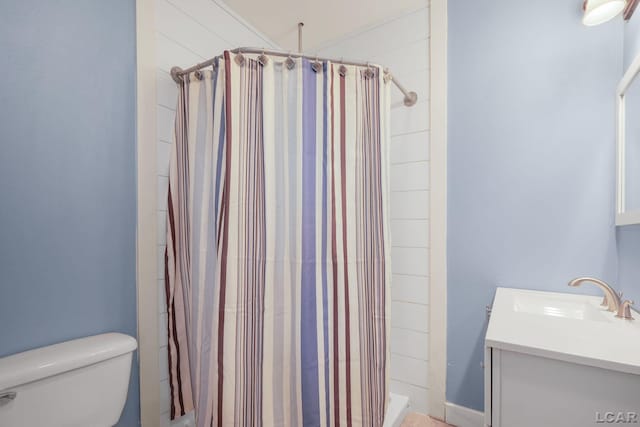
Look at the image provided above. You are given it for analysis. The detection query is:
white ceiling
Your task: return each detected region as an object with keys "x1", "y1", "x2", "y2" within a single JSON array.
[{"x1": 223, "y1": 0, "x2": 426, "y2": 52}]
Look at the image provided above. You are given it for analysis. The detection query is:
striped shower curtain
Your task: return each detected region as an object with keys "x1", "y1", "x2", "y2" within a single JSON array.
[{"x1": 165, "y1": 51, "x2": 391, "y2": 427}]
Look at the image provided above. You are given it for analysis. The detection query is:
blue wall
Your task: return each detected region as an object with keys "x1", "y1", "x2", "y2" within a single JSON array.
[
  {"x1": 619, "y1": 14, "x2": 640, "y2": 305},
  {"x1": 447, "y1": 0, "x2": 622, "y2": 411},
  {"x1": 0, "y1": 1, "x2": 138, "y2": 425},
  {"x1": 624, "y1": 8, "x2": 640, "y2": 68}
]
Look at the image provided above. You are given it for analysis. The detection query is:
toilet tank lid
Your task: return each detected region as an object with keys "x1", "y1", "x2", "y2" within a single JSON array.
[{"x1": 0, "y1": 333, "x2": 137, "y2": 391}]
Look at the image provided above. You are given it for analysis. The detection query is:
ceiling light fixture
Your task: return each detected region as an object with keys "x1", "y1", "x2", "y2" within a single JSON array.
[{"x1": 583, "y1": 0, "x2": 626, "y2": 26}]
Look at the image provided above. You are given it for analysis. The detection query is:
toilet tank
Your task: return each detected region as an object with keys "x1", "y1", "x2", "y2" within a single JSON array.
[{"x1": 0, "y1": 333, "x2": 137, "y2": 427}]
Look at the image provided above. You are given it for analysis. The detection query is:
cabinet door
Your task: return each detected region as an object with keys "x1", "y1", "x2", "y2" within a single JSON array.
[
  {"x1": 489, "y1": 348, "x2": 503, "y2": 427},
  {"x1": 493, "y1": 350, "x2": 640, "y2": 427}
]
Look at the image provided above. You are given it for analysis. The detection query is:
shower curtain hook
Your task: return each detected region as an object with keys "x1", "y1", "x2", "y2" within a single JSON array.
[
  {"x1": 364, "y1": 62, "x2": 374, "y2": 79},
  {"x1": 258, "y1": 50, "x2": 268, "y2": 66},
  {"x1": 285, "y1": 51, "x2": 295, "y2": 70},
  {"x1": 235, "y1": 52, "x2": 245, "y2": 66},
  {"x1": 311, "y1": 54, "x2": 322, "y2": 73},
  {"x1": 339, "y1": 58, "x2": 347, "y2": 77},
  {"x1": 383, "y1": 67, "x2": 392, "y2": 84}
]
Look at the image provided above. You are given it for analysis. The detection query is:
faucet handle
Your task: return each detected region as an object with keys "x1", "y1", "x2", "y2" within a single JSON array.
[{"x1": 615, "y1": 300, "x2": 635, "y2": 320}]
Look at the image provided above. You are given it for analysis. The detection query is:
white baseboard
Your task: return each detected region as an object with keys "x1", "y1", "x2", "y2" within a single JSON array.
[{"x1": 445, "y1": 402, "x2": 484, "y2": 427}]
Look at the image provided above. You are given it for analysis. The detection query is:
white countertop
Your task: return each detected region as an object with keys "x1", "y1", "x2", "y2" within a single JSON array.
[{"x1": 486, "y1": 287, "x2": 640, "y2": 375}]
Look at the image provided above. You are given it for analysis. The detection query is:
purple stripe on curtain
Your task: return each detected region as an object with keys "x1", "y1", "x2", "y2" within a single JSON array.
[{"x1": 300, "y1": 58, "x2": 320, "y2": 427}]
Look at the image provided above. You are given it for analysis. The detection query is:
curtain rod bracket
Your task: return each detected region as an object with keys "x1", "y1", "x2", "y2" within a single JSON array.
[
  {"x1": 404, "y1": 92, "x2": 418, "y2": 107},
  {"x1": 171, "y1": 66, "x2": 184, "y2": 84}
]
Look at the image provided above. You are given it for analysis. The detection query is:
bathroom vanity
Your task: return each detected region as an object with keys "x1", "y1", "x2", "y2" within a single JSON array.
[{"x1": 484, "y1": 288, "x2": 640, "y2": 427}]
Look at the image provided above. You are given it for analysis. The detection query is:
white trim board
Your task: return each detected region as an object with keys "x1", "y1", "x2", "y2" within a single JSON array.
[
  {"x1": 136, "y1": 0, "x2": 161, "y2": 425},
  {"x1": 445, "y1": 402, "x2": 484, "y2": 427},
  {"x1": 428, "y1": 0, "x2": 448, "y2": 419}
]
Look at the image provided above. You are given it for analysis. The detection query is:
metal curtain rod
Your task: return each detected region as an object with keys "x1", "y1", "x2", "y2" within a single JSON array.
[{"x1": 170, "y1": 47, "x2": 418, "y2": 107}]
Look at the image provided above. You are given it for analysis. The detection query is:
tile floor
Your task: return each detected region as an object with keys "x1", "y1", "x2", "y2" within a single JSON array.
[{"x1": 401, "y1": 412, "x2": 454, "y2": 427}]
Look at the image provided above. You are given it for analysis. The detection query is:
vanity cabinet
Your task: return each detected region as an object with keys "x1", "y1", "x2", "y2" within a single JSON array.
[
  {"x1": 484, "y1": 347, "x2": 640, "y2": 427},
  {"x1": 484, "y1": 288, "x2": 640, "y2": 427}
]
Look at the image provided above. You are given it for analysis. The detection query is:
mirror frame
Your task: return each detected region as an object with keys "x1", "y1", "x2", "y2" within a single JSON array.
[{"x1": 616, "y1": 53, "x2": 640, "y2": 226}]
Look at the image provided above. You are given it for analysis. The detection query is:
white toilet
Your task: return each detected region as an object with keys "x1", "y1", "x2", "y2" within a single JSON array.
[{"x1": 0, "y1": 333, "x2": 137, "y2": 427}]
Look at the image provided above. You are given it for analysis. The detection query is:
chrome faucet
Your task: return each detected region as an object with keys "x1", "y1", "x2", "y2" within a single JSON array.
[{"x1": 568, "y1": 277, "x2": 622, "y2": 313}]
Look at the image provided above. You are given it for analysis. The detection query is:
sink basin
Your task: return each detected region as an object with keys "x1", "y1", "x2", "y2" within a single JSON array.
[
  {"x1": 486, "y1": 287, "x2": 640, "y2": 377},
  {"x1": 512, "y1": 292, "x2": 609, "y2": 322}
]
